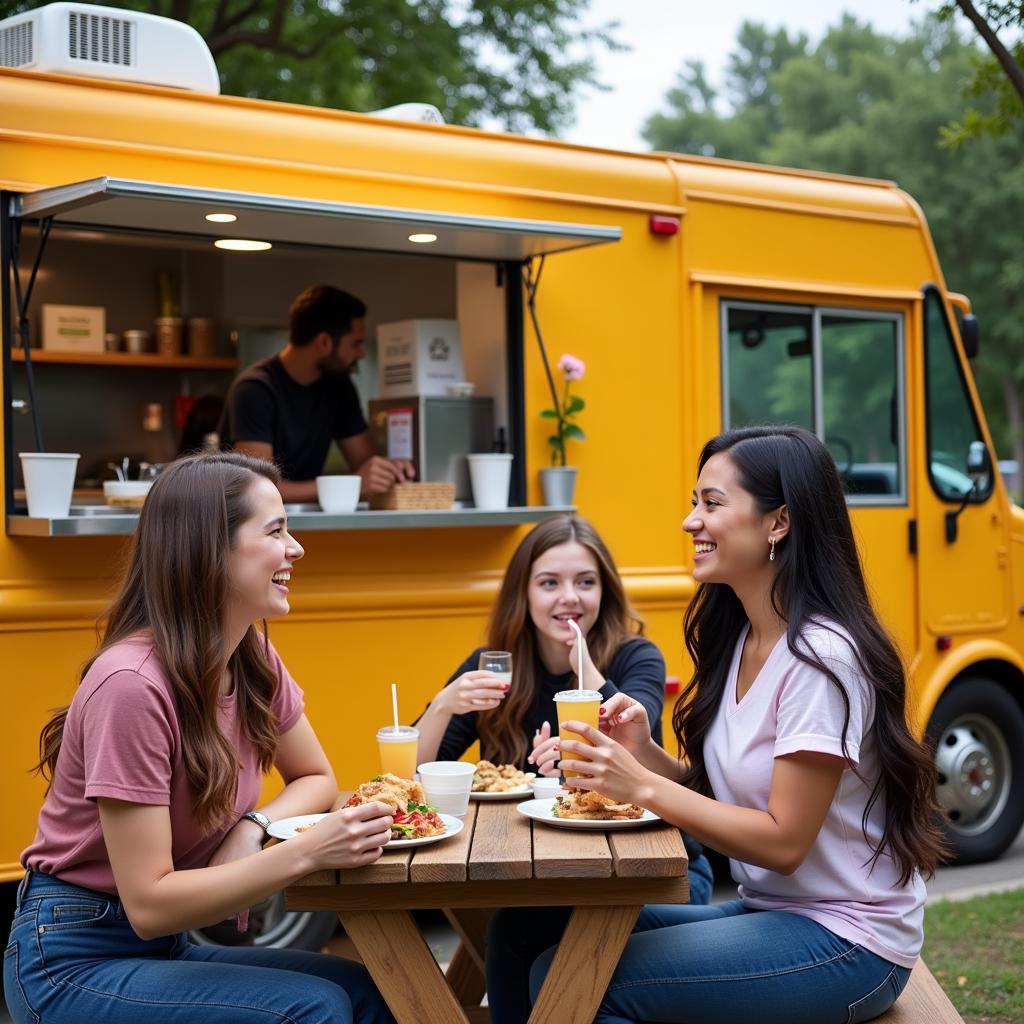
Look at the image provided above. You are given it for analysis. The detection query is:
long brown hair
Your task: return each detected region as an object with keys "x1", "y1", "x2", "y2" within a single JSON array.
[
  {"x1": 478, "y1": 515, "x2": 644, "y2": 767},
  {"x1": 36, "y1": 453, "x2": 284, "y2": 834},
  {"x1": 673, "y1": 427, "x2": 945, "y2": 883}
]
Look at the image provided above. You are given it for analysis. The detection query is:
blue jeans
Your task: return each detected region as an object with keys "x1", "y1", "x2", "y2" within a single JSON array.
[
  {"x1": 528, "y1": 900, "x2": 912, "y2": 1024},
  {"x1": 3, "y1": 872, "x2": 394, "y2": 1024},
  {"x1": 486, "y1": 852, "x2": 715, "y2": 1024}
]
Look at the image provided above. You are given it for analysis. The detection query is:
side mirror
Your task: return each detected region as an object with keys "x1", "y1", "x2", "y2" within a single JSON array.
[
  {"x1": 945, "y1": 441, "x2": 992, "y2": 543},
  {"x1": 960, "y1": 314, "x2": 980, "y2": 360}
]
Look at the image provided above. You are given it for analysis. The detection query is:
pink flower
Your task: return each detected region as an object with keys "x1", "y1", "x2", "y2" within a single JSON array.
[{"x1": 558, "y1": 354, "x2": 586, "y2": 381}]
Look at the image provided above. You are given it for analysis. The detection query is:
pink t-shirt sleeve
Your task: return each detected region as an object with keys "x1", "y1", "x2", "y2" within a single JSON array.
[
  {"x1": 773, "y1": 632, "x2": 871, "y2": 765},
  {"x1": 81, "y1": 669, "x2": 176, "y2": 805},
  {"x1": 265, "y1": 640, "x2": 305, "y2": 734}
]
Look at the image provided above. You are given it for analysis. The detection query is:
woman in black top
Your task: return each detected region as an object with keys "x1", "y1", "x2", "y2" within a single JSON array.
[{"x1": 416, "y1": 515, "x2": 666, "y2": 772}]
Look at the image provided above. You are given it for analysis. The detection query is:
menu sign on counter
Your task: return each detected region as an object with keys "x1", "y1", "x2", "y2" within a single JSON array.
[{"x1": 386, "y1": 408, "x2": 414, "y2": 461}]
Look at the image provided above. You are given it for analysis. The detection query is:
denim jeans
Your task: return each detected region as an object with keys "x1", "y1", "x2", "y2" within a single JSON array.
[
  {"x1": 527, "y1": 900, "x2": 911, "y2": 1024},
  {"x1": 485, "y1": 852, "x2": 715, "y2": 1024},
  {"x1": 3, "y1": 871, "x2": 395, "y2": 1024}
]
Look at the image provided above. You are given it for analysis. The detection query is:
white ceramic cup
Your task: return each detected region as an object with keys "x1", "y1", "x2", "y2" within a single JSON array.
[
  {"x1": 417, "y1": 760, "x2": 475, "y2": 817},
  {"x1": 315, "y1": 475, "x2": 361, "y2": 513},
  {"x1": 466, "y1": 453, "x2": 513, "y2": 510},
  {"x1": 19, "y1": 453, "x2": 79, "y2": 518}
]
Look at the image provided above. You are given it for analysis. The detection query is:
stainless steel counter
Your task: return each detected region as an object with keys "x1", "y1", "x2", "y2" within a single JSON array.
[{"x1": 7, "y1": 502, "x2": 576, "y2": 537}]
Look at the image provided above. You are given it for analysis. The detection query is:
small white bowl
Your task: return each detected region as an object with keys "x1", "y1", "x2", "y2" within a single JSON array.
[
  {"x1": 531, "y1": 776, "x2": 566, "y2": 799},
  {"x1": 103, "y1": 480, "x2": 153, "y2": 508}
]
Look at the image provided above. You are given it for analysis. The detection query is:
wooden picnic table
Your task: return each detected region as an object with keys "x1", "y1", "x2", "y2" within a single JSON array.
[{"x1": 285, "y1": 797, "x2": 690, "y2": 1024}]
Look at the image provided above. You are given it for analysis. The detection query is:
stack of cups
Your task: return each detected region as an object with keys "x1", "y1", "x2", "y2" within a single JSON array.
[{"x1": 417, "y1": 761, "x2": 475, "y2": 817}]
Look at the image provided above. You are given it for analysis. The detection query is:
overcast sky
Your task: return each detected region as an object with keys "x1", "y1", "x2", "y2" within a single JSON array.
[{"x1": 564, "y1": 1, "x2": 932, "y2": 151}]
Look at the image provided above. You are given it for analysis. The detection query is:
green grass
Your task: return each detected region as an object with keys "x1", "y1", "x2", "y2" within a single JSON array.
[{"x1": 923, "y1": 887, "x2": 1024, "y2": 1023}]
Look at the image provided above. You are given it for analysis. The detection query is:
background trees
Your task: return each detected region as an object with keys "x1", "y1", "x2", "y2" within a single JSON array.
[
  {"x1": 644, "y1": 15, "x2": 1024, "y2": 475},
  {"x1": 0, "y1": 0, "x2": 618, "y2": 133}
]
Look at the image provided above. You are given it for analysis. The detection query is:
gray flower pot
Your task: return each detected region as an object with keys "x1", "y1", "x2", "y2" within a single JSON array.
[{"x1": 540, "y1": 466, "x2": 578, "y2": 507}]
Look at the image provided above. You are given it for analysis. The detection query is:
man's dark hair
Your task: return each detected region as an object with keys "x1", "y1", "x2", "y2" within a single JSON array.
[{"x1": 289, "y1": 285, "x2": 366, "y2": 347}]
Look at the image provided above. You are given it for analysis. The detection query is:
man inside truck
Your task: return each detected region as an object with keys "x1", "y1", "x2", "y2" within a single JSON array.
[{"x1": 219, "y1": 284, "x2": 415, "y2": 501}]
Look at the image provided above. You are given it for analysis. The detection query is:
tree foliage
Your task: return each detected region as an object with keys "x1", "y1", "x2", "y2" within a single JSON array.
[
  {"x1": 0, "y1": 0, "x2": 619, "y2": 133},
  {"x1": 643, "y1": 15, "x2": 1024, "y2": 472}
]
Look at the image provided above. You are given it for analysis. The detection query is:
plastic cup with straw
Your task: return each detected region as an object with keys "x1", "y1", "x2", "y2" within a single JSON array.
[
  {"x1": 376, "y1": 682, "x2": 419, "y2": 779},
  {"x1": 553, "y1": 618, "x2": 602, "y2": 778}
]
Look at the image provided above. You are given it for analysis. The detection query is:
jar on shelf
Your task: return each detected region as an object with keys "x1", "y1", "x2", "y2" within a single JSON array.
[
  {"x1": 187, "y1": 318, "x2": 217, "y2": 358},
  {"x1": 123, "y1": 329, "x2": 152, "y2": 354},
  {"x1": 154, "y1": 317, "x2": 184, "y2": 357}
]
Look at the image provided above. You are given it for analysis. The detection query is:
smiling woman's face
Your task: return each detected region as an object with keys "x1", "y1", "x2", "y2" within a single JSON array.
[
  {"x1": 527, "y1": 541, "x2": 602, "y2": 654},
  {"x1": 226, "y1": 476, "x2": 304, "y2": 624}
]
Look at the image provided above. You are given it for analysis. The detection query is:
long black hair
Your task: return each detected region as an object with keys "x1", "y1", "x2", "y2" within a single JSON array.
[{"x1": 673, "y1": 426, "x2": 944, "y2": 883}]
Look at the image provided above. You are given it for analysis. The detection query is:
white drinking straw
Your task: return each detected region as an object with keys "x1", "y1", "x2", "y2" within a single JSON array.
[
  {"x1": 391, "y1": 682, "x2": 400, "y2": 730},
  {"x1": 568, "y1": 619, "x2": 586, "y2": 690}
]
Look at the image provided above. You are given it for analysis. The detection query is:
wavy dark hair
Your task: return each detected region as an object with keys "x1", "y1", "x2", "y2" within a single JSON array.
[
  {"x1": 35, "y1": 452, "x2": 285, "y2": 833},
  {"x1": 673, "y1": 426, "x2": 945, "y2": 883},
  {"x1": 479, "y1": 515, "x2": 645, "y2": 768}
]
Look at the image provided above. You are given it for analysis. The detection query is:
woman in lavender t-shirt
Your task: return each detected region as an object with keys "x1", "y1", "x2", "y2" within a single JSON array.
[
  {"x1": 4, "y1": 453, "x2": 395, "y2": 1024},
  {"x1": 523, "y1": 426, "x2": 946, "y2": 1024}
]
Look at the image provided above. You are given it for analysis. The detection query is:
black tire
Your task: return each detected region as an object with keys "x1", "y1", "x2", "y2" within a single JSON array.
[
  {"x1": 926, "y1": 676, "x2": 1024, "y2": 865},
  {"x1": 188, "y1": 890, "x2": 337, "y2": 951}
]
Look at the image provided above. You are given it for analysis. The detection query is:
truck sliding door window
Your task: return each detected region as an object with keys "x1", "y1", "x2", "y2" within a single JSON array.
[
  {"x1": 723, "y1": 301, "x2": 905, "y2": 504},
  {"x1": 923, "y1": 287, "x2": 993, "y2": 502}
]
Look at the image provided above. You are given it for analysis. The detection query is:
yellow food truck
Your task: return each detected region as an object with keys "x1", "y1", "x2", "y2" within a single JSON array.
[{"x1": 2, "y1": 4, "x2": 1022, "y2": 950}]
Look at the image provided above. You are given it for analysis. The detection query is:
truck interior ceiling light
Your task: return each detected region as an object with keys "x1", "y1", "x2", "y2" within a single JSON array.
[
  {"x1": 408, "y1": 232, "x2": 438, "y2": 244},
  {"x1": 214, "y1": 238, "x2": 272, "y2": 251},
  {"x1": 205, "y1": 212, "x2": 237, "y2": 223}
]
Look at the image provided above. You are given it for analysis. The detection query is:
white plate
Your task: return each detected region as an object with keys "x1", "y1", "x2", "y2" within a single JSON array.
[
  {"x1": 470, "y1": 785, "x2": 533, "y2": 800},
  {"x1": 516, "y1": 797, "x2": 660, "y2": 830},
  {"x1": 267, "y1": 811, "x2": 463, "y2": 848},
  {"x1": 386, "y1": 813, "x2": 463, "y2": 848}
]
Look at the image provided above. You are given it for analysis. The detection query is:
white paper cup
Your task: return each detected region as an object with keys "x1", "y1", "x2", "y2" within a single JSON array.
[
  {"x1": 19, "y1": 453, "x2": 79, "y2": 518},
  {"x1": 466, "y1": 453, "x2": 513, "y2": 510},
  {"x1": 316, "y1": 475, "x2": 361, "y2": 513},
  {"x1": 417, "y1": 760, "x2": 475, "y2": 817},
  {"x1": 532, "y1": 776, "x2": 566, "y2": 799}
]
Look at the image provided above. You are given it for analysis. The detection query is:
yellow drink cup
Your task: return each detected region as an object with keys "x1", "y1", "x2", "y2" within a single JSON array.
[
  {"x1": 376, "y1": 725, "x2": 419, "y2": 779},
  {"x1": 554, "y1": 689, "x2": 602, "y2": 778}
]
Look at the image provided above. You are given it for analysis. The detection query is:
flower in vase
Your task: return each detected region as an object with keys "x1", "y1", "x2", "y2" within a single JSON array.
[{"x1": 541, "y1": 353, "x2": 586, "y2": 467}]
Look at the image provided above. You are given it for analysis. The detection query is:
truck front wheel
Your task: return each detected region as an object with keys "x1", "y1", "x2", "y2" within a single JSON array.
[
  {"x1": 927, "y1": 676, "x2": 1024, "y2": 864},
  {"x1": 188, "y1": 891, "x2": 337, "y2": 951}
]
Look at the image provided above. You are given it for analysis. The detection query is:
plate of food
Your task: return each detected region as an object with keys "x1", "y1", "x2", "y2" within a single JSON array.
[
  {"x1": 470, "y1": 759, "x2": 536, "y2": 799},
  {"x1": 342, "y1": 773, "x2": 464, "y2": 848},
  {"x1": 267, "y1": 813, "x2": 328, "y2": 840},
  {"x1": 516, "y1": 792, "x2": 660, "y2": 830}
]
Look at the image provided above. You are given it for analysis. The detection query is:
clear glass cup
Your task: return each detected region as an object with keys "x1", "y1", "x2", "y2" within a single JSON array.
[{"x1": 479, "y1": 650, "x2": 512, "y2": 685}]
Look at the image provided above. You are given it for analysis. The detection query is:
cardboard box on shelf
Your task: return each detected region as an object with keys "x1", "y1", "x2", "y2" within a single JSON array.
[
  {"x1": 377, "y1": 319, "x2": 463, "y2": 398},
  {"x1": 42, "y1": 305, "x2": 106, "y2": 353}
]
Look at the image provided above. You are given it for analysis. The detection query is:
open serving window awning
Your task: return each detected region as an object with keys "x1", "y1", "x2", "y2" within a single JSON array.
[{"x1": 10, "y1": 178, "x2": 622, "y2": 261}]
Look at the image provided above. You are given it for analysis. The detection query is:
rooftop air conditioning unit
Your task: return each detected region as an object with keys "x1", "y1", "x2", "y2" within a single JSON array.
[{"x1": 0, "y1": 2, "x2": 219, "y2": 93}]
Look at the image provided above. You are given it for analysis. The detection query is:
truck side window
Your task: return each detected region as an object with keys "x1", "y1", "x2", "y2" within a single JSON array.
[
  {"x1": 724, "y1": 305, "x2": 813, "y2": 432},
  {"x1": 820, "y1": 313, "x2": 903, "y2": 499},
  {"x1": 724, "y1": 301, "x2": 905, "y2": 502},
  {"x1": 923, "y1": 288, "x2": 993, "y2": 502}
]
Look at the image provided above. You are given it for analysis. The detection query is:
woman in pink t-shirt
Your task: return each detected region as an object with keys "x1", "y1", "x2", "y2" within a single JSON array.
[
  {"x1": 514, "y1": 426, "x2": 945, "y2": 1024},
  {"x1": 4, "y1": 453, "x2": 395, "y2": 1024}
]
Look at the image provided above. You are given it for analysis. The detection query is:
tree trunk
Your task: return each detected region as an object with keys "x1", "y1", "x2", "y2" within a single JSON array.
[{"x1": 1001, "y1": 375, "x2": 1024, "y2": 504}]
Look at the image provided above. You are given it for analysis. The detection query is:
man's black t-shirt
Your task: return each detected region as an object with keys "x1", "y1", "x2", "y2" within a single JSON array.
[{"x1": 219, "y1": 356, "x2": 367, "y2": 481}]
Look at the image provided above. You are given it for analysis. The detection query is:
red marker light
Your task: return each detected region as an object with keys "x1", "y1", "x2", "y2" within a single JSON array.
[
  {"x1": 665, "y1": 676, "x2": 681, "y2": 695},
  {"x1": 649, "y1": 215, "x2": 680, "y2": 236},
  {"x1": 936, "y1": 635, "x2": 953, "y2": 652}
]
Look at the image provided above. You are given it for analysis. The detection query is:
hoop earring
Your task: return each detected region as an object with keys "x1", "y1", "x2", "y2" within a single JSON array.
[{"x1": 769, "y1": 538, "x2": 776, "y2": 562}]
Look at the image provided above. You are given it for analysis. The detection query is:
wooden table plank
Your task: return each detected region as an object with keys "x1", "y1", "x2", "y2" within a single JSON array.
[
  {"x1": 529, "y1": 904, "x2": 641, "y2": 1024},
  {"x1": 532, "y1": 822, "x2": 613, "y2": 878},
  {"x1": 338, "y1": 847, "x2": 411, "y2": 884},
  {"x1": 608, "y1": 825, "x2": 688, "y2": 879},
  {"x1": 410, "y1": 804, "x2": 477, "y2": 883},
  {"x1": 444, "y1": 909, "x2": 492, "y2": 1009},
  {"x1": 287, "y1": 875, "x2": 689, "y2": 912},
  {"x1": 291, "y1": 869, "x2": 337, "y2": 886},
  {"x1": 340, "y1": 909, "x2": 469, "y2": 1024},
  {"x1": 468, "y1": 800, "x2": 532, "y2": 880}
]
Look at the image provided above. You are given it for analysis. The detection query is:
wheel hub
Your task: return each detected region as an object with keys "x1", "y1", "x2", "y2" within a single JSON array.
[{"x1": 934, "y1": 714, "x2": 1011, "y2": 836}]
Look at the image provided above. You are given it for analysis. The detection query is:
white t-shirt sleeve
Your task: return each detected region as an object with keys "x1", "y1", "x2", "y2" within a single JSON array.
[{"x1": 773, "y1": 631, "x2": 871, "y2": 766}]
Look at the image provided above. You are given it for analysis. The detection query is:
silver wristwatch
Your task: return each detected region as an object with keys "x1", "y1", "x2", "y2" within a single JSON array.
[{"x1": 240, "y1": 810, "x2": 271, "y2": 835}]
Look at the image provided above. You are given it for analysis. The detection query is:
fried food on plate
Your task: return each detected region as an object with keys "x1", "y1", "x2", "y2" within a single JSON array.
[
  {"x1": 552, "y1": 789, "x2": 643, "y2": 820},
  {"x1": 473, "y1": 760, "x2": 536, "y2": 793},
  {"x1": 343, "y1": 773, "x2": 445, "y2": 840}
]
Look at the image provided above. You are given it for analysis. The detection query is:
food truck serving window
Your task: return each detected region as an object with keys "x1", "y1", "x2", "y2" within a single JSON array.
[{"x1": 2, "y1": 179, "x2": 621, "y2": 535}]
